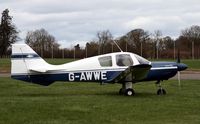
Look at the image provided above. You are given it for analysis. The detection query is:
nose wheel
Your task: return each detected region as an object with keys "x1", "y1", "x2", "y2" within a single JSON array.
[
  {"x1": 157, "y1": 88, "x2": 166, "y2": 95},
  {"x1": 156, "y1": 80, "x2": 166, "y2": 95}
]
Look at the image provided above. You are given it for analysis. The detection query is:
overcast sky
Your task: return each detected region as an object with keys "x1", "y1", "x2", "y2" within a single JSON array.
[{"x1": 0, "y1": 0, "x2": 200, "y2": 48}]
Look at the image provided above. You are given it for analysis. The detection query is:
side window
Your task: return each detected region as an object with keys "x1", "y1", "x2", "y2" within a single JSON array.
[
  {"x1": 116, "y1": 54, "x2": 133, "y2": 66},
  {"x1": 98, "y1": 56, "x2": 112, "y2": 67}
]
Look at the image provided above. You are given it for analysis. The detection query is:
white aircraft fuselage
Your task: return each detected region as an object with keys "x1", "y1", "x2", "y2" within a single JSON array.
[{"x1": 11, "y1": 44, "x2": 187, "y2": 96}]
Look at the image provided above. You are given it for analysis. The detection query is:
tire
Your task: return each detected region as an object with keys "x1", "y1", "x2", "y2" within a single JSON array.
[
  {"x1": 162, "y1": 89, "x2": 166, "y2": 95},
  {"x1": 125, "y1": 88, "x2": 134, "y2": 96},
  {"x1": 157, "y1": 89, "x2": 166, "y2": 95},
  {"x1": 119, "y1": 88, "x2": 123, "y2": 95}
]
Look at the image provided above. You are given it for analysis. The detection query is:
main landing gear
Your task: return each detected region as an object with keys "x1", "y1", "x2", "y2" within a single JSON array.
[
  {"x1": 119, "y1": 82, "x2": 135, "y2": 96},
  {"x1": 156, "y1": 80, "x2": 166, "y2": 95}
]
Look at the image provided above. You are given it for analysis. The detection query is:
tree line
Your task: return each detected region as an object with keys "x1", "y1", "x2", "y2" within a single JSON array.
[{"x1": 0, "y1": 9, "x2": 200, "y2": 59}]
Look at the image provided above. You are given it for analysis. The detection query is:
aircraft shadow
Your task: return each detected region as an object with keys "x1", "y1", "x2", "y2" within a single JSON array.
[{"x1": 14, "y1": 91, "x2": 157, "y2": 97}]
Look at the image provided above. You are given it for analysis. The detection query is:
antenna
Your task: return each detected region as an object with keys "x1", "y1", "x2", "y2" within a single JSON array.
[
  {"x1": 113, "y1": 40, "x2": 123, "y2": 52},
  {"x1": 20, "y1": 48, "x2": 32, "y2": 82}
]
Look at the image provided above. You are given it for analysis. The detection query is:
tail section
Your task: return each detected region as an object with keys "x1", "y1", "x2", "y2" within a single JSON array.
[{"x1": 11, "y1": 44, "x2": 54, "y2": 85}]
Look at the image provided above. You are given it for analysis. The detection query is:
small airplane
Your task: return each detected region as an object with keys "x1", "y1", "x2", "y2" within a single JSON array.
[{"x1": 11, "y1": 44, "x2": 187, "y2": 96}]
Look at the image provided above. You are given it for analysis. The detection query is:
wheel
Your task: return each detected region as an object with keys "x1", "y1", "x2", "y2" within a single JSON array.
[
  {"x1": 157, "y1": 89, "x2": 166, "y2": 95},
  {"x1": 125, "y1": 88, "x2": 134, "y2": 96},
  {"x1": 119, "y1": 88, "x2": 123, "y2": 95}
]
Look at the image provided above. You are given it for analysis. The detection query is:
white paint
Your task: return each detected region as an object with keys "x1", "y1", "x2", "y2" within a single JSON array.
[
  {"x1": 151, "y1": 67, "x2": 177, "y2": 70},
  {"x1": 69, "y1": 73, "x2": 74, "y2": 81},
  {"x1": 93, "y1": 72, "x2": 100, "y2": 80},
  {"x1": 101, "y1": 71, "x2": 107, "y2": 80},
  {"x1": 86, "y1": 72, "x2": 93, "y2": 80},
  {"x1": 80, "y1": 73, "x2": 86, "y2": 81}
]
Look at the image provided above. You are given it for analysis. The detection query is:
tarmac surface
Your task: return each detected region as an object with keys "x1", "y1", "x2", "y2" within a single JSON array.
[
  {"x1": 0, "y1": 73, "x2": 10, "y2": 77},
  {"x1": 171, "y1": 71, "x2": 200, "y2": 80},
  {"x1": 1, "y1": 71, "x2": 200, "y2": 80}
]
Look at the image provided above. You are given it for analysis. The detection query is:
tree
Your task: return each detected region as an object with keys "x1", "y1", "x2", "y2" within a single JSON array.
[
  {"x1": 181, "y1": 25, "x2": 200, "y2": 59},
  {"x1": 162, "y1": 36, "x2": 174, "y2": 50},
  {"x1": 97, "y1": 30, "x2": 113, "y2": 54},
  {"x1": 153, "y1": 30, "x2": 162, "y2": 59},
  {"x1": 121, "y1": 29, "x2": 150, "y2": 57},
  {"x1": 85, "y1": 41, "x2": 99, "y2": 57},
  {"x1": 25, "y1": 28, "x2": 59, "y2": 57},
  {"x1": 159, "y1": 36, "x2": 175, "y2": 58},
  {"x1": 176, "y1": 36, "x2": 191, "y2": 59},
  {"x1": 0, "y1": 9, "x2": 19, "y2": 57},
  {"x1": 181, "y1": 25, "x2": 200, "y2": 45},
  {"x1": 118, "y1": 35, "x2": 129, "y2": 52}
]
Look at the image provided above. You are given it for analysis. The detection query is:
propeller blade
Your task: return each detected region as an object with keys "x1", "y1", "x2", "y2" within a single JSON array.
[
  {"x1": 177, "y1": 48, "x2": 180, "y2": 63},
  {"x1": 178, "y1": 71, "x2": 181, "y2": 87}
]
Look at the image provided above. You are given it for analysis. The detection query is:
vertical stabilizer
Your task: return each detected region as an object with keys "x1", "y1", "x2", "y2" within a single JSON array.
[{"x1": 11, "y1": 44, "x2": 48, "y2": 77}]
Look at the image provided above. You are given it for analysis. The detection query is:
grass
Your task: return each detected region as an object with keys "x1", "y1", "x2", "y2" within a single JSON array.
[
  {"x1": 0, "y1": 78, "x2": 200, "y2": 124},
  {"x1": 45, "y1": 58, "x2": 76, "y2": 65},
  {"x1": 0, "y1": 58, "x2": 11, "y2": 72},
  {"x1": 181, "y1": 59, "x2": 200, "y2": 71}
]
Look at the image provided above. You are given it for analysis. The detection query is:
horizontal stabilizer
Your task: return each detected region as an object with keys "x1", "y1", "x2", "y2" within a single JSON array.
[
  {"x1": 29, "y1": 67, "x2": 66, "y2": 73},
  {"x1": 29, "y1": 68, "x2": 47, "y2": 73}
]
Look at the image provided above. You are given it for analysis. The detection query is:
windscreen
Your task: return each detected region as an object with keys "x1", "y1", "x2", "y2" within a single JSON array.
[{"x1": 134, "y1": 54, "x2": 150, "y2": 64}]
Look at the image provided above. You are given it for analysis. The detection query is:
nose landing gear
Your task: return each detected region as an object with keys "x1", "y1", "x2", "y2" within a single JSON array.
[{"x1": 156, "y1": 80, "x2": 166, "y2": 95}]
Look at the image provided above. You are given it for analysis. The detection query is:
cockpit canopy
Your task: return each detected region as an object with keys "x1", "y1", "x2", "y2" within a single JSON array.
[{"x1": 98, "y1": 52, "x2": 150, "y2": 67}]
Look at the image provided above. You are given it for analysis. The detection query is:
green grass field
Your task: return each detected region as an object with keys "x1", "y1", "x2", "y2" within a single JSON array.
[
  {"x1": 0, "y1": 58, "x2": 11, "y2": 72},
  {"x1": 0, "y1": 58, "x2": 200, "y2": 73},
  {"x1": 0, "y1": 78, "x2": 200, "y2": 124}
]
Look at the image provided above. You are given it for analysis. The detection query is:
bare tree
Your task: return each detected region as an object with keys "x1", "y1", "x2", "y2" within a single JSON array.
[
  {"x1": 160, "y1": 36, "x2": 175, "y2": 58},
  {"x1": 25, "y1": 28, "x2": 59, "y2": 57},
  {"x1": 181, "y1": 25, "x2": 200, "y2": 59},
  {"x1": 97, "y1": 30, "x2": 113, "y2": 54},
  {"x1": 121, "y1": 29, "x2": 150, "y2": 57},
  {"x1": 85, "y1": 41, "x2": 99, "y2": 57},
  {"x1": 153, "y1": 30, "x2": 162, "y2": 59}
]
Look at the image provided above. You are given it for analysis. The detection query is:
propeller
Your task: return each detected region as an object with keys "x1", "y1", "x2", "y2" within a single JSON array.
[
  {"x1": 177, "y1": 48, "x2": 181, "y2": 87},
  {"x1": 176, "y1": 46, "x2": 188, "y2": 87},
  {"x1": 177, "y1": 71, "x2": 181, "y2": 86}
]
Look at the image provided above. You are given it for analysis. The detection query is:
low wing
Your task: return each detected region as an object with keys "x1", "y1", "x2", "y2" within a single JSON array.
[{"x1": 108, "y1": 64, "x2": 152, "y2": 83}]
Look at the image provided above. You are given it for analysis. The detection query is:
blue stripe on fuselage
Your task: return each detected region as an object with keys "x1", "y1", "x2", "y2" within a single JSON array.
[
  {"x1": 11, "y1": 53, "x2": 40, "y2": 59},
  {"x1": 11, "y1": 71, "x2": 122, "y2": 86}
]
